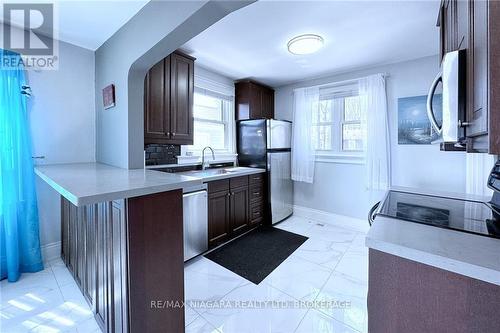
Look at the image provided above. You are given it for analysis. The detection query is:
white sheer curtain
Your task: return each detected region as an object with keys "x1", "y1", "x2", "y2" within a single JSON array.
[
  {"x1": 360, "y1": 74, "x2": 390, "y2": 191},
  {"x1": 291, "y1": 86, "x2": 319, "y2": 183}
]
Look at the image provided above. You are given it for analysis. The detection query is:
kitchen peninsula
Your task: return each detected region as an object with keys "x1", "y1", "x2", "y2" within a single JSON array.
[{"x1": 35, "y1": 162, "x2": 265, "y2": 333}]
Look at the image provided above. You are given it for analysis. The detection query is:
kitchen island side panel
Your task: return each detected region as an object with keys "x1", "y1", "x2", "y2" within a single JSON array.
[
  {"x1": 127, "y1": 189, "x2": 185, "y2": 333},
  {"x1": 367, "y1": 249, "x2": 500, "y2": 333}
]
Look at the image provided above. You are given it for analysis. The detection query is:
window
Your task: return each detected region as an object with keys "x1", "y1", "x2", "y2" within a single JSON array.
[
  {"x1": 189, "y1": 89, "x2": 234, "y2": 153},
  {"x1": 312, "y1": 84, "x2": 364, "y2": 160}
]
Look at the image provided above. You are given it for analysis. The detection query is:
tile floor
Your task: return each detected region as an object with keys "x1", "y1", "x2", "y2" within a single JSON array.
[{"x1": 0, "y1": 215, "x2": 368, "y2": 333}]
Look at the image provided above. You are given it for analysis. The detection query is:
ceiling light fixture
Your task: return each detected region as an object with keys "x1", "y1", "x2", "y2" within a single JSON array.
[{"x1": 287, "y1": 34, "x2": 324, "y2": 55}]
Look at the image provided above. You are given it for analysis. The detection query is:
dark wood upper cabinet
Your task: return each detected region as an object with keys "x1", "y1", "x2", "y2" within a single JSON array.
[
  {"x1": 170, "y1": 52, "x2": 194, "y2": 144},
  {"x1": 437, "y1": 0, "x2": 500, "y2": 154},
  {"x1": 144, "y1": 58, "x2": 170, "y2": 140},
  {"x1": 235, "y1": 80, "x2": 275, "y2": 120},
  {"x1": 144, "y1": 51, "x2": 194, "y2": 145}
]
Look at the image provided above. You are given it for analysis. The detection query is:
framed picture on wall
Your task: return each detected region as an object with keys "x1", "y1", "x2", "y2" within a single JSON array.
[
  {"x1": 398, "y1": 94, "x2": 442, "y2": 145},
  {"x1": 102, "y1": 84, "x2": 115, "y2": 109}
]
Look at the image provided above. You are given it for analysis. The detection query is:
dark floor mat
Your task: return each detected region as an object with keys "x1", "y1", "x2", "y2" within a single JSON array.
[{"x1": 204, "y1": 226, "x2": 308, "y2": 284}]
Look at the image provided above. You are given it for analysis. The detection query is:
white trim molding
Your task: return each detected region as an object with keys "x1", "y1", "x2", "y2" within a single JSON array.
[
  {"x1": 314, "y1": 153, "x2": 365, "y2": 165},
  {"x1": 292, "y1": 205, "x2": 369, "y2": 234},
  {"x1": 41, "y1": 241, "x2": 61, "y2": 264}
]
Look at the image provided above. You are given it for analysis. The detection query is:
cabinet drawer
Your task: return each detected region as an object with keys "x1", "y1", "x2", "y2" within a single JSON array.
[
  {"x1": 230, "y1": 175, "x2": 249, "y2": 189},
  {"x1": 208, "y1": 179, "x2": 229, "y2": 193},
  {"x1": 249, "y1": 173, "x2": 264, "y2": 185},
  {"x1": 250, "y1": 202, "x2": 264, "y2": 223},
  {"x1": 249, "y1": 184, "x2": 265, "y2": 202}
]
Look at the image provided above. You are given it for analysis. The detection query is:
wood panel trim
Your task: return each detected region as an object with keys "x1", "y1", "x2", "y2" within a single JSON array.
[
  {"x1": 127, "y1": 190, "x2": 185, "y2": 333},
  {"x1": 489, "y1": 0, "x2": 500, "y2": 153}
]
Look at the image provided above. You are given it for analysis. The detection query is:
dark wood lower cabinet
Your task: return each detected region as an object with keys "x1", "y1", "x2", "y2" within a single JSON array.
[
  {"x1": 208, "y1": 190, "x2": 230, "y2": 247},
  {"x1": 207, "y1": 174, "x2": 265, "y2": 248},
  {"x1": 230, "y1": 185, "x2": 249, "y2": 234},
  {"x1": 61, "y1": 190, "x2": 184, "y2": 333}
]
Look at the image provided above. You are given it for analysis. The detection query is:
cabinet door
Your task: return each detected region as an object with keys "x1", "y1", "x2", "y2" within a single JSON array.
[
  {"x1": 68, "y1": 204, "x2": 78, "y2": 273},
  {"x1": 457, "y1": 0, "x2": 468, "y2": 50},
  {"x1": 84, "y1": 204, "x2": 96, "y2": 308},
  {"x1": 61, "y1": 197, "x2": 70, "y2": 265},
  {"x1": 261, "y1": 88, "x2": 275, "y2": 119},
  {"x1": 75, "y1": 207, "x2": 86, "y2": 288},
  {"x1": 230, "y1": 186, "x2": 249, "y2": 234},
  {"x1": 467, "y1": 0, "x2": 489, "y2": 137},
  {"x1": 208, "y1": 190, "x2": 230, "y2": 248},
  {"x1": 95, "y1": 202, "x2": 110, "y2": 332},
  {"x1": 109, "y1": 200, "x2": 128, "y2": 333},
  {"x1": 170, "y1": 52, "x2": 194, "y2": 144},
  {"x1": 144, "y1": 58, "x2": 171, "y2": 142},
  {"x1": 249, "y1": 83, "x2": 263, "y2": 119}
]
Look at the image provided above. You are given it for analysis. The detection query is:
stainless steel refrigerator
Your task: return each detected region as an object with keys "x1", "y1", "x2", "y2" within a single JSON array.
[{"x1": 237, "y1": 119, "x2": 293, "y2": 224}]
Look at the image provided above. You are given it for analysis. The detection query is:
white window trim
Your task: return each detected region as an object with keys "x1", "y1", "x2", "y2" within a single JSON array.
[
  {"x1": 181, "y1": 76, "x2": 236, "y2": 163},
  {"x1": 312, "y1": 86, "x2": 365, "y2": 164}
]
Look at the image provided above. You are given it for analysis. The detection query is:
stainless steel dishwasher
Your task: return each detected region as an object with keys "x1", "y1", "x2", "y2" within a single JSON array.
[{"x1": 183, "y1": 184, "x2": 208, "y2": 261}]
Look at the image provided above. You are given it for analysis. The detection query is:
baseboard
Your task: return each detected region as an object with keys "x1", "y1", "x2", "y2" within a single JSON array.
[
  {"x1": 292, "y1": 205, "x2": 369, "y2": 233},
  {"x1": 41, "y1": 241, "x2": 61, "y2": 263}
]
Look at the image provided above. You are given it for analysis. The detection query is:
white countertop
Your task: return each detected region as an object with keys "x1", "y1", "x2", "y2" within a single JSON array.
[
  {"x1": 366, "y1": 188, "x2": 500, "y2": 286},
  {"x1": 35, "y1": 163, "x2": 202, "y2": 206}
]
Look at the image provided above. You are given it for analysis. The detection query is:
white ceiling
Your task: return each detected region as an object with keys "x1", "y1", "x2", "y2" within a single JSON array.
[
  {"x1": 182, "y1": 0, "x2": 441, "y2": 87},
  {"x1": 1, "y1": 0, "x2": 150, "y2": 50}
]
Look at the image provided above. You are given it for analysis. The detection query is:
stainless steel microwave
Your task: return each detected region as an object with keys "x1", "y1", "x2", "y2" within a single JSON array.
[{"x1": 426, "y1": 50, "x2": 466, "y2": 145}]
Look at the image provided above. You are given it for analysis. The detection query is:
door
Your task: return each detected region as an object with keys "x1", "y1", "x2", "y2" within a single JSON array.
[
  {"x1": 267, "y1": 120, "x2": 292, "y2": 149},
  {"x1": 208, "y1": 190, "x2": 230, "y2": 247},
  {"x1": 183, "y1": 190, "x2": 208, "y2": 261},
  {"x1": 144, "y1": 58, "x2": 170, "y2": 141},
  {"x1": 268, "y1": 151, "x2": 293, "y2": 224},
  {"x1": 237, "y1": 119, "x2": 267, "y2": 168},
  {"x1": 249, "y1": 82, "x2": 263, "y2": 119},
  {"x1": 95, "y1": 202, "x2": 109, "y2": 332},
  {"x1": 230, "y1": 186, "x2": 249, "y2": 234},
  {"x1": 110, "y1": 200, "x2": 128, "y2": 333},
  {"x1": 467, "y1": 0, "x2": 488, "y2": 137},
  {"x1": 170, "y1": 52, "x2": 194, "y2": 144},
  {"x1": 84, "y1": 205, "x2": 96, "y2": 308}
]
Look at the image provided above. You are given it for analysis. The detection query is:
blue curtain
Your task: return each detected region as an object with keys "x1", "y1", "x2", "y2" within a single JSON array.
[{"x1": 0, "y1": 50, "x2": 43, "y2": 282}]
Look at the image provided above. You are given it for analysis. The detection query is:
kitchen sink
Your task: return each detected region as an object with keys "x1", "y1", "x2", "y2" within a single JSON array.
[{"x1": 177, "y1": 167, "x2": 250, "y2": 179}]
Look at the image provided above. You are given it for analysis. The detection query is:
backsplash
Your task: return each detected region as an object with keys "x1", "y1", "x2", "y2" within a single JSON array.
[{"x1": 145, "y1": 144, "x2": 180, "y2": 166}]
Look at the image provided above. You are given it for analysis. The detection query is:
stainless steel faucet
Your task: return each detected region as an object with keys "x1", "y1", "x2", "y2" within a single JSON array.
[{"x1": 201, "y1": 146, "x2": 215, "y2": 170}]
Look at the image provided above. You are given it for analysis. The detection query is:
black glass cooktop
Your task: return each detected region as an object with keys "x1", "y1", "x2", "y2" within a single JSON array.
[{"x1": 377, "y1": 190, "x2": 500, "y2": 239}]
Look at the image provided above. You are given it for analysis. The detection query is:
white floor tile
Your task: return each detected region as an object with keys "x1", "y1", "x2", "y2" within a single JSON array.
[
  {"x1": 185, "y1": 304, "x2": 200, "y2": 327},
  {"x1": 0, "y1": 213, "x2": 369, "y2": 333},
  {"x1": 185, "y1": 315, "x2": 221, "y2": 333},
  {"x1": 315, "y1": 272, "x2": 368, "y2": 333},
  {"x1": 292, "y1": 238, "x2": 348, "y2": 270},
  {"x1": 185, "y1": 257, "x2": 246, "y2": 306},
  {"x1": 274, "y1": 216, "x2": 315, "y2": 236},
  {"x1": 295, "y1": 309, "x2": 359, "y2": 333},
  {"x1": 306, "y1": 224, "x2": 358, "y2": 245},
  {"x1": 50, "y1": 262, "x2": 76, "y2": 288},
  {"x1": 263, "y1": 255, "x2": 331, "y2": 301},
  {"x1": 334, "y1": 249, "x2": 368, "y2": 283},
  {"x1": 202, "y1": 282, "x2": 308, "y2": 333},
  {"x1": 1, "y1": 268, "x2": 59, "y2": 310}
]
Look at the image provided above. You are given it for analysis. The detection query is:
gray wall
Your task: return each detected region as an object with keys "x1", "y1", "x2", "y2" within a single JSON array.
[
  {"x1": 275, "y1": 55, "x2": 467, "y2": 219},
  {"x1": 28, "y1": 40, "x2": 96, "y2": 249},
  {"x1": 95, "y1": 1, "x2": 253, "y2": 169}
]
